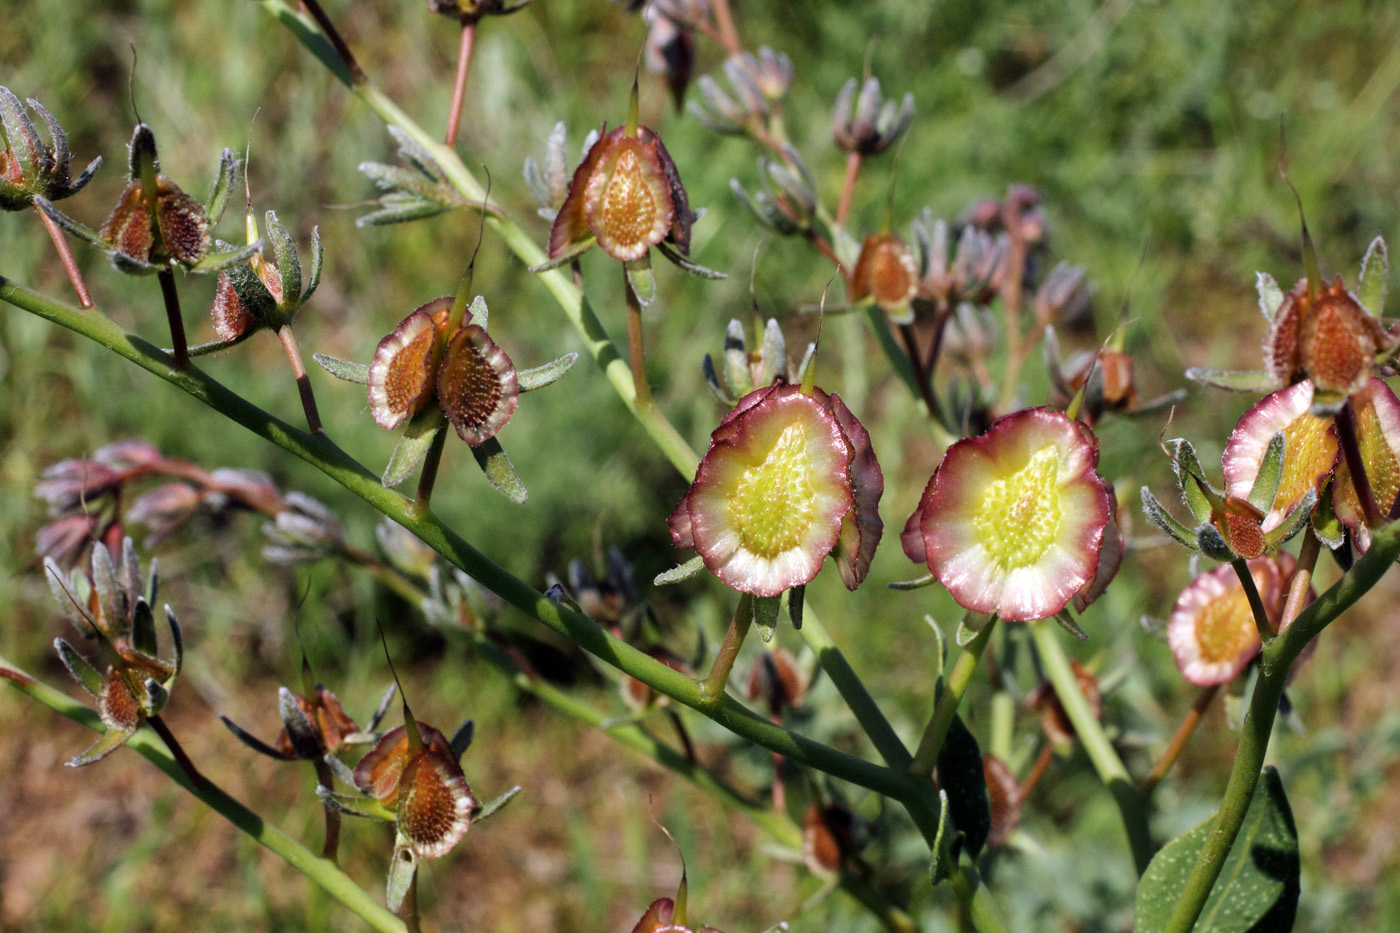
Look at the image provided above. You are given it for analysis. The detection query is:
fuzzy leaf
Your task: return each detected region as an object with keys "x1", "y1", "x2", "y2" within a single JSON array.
[
  {"x1": 383, "y1": 410, "x2": 445, "y2": 488},
  {"x1": 476, "y1": 785, "x2": 522, "y2": 822},
  {"x1": 70, "y1": 723, "x2": 138, "y2": 767},
  {"x1": 471, "y1": 437, "x2": 527, "y2": 504},
  {"x1": 265, "y1": 210, "x2": 302, "y2": 305},
  {"x1": 1052, "y1": 610, "x2": 1089, "y2": 642},
  {"x1": 1256, "y1": 272, "x2": 1285, "y2": 321},
  {"x1": 220, "y1": 713, "x2": 297, "y2": 760},
  {"x1": 313, "y1": 353, "x2": 370, "y2": 384},
  {"x1": 131, "y1": 598, "x2": 157, "y2": 658},
  {"x1": 356, "y1": 196, "x2": 455, "y2": 227},
  {"x1": 302, "y1": 226, "x2": 324, "y2": 303},
  {"x1": 753, "y1": 593, "x2": 782, "y2": 643},
  {"x1": 656, "y1": 241, "x2": 727, "y2": 278},
  {"x1": 1358, "y1": 236, "x2": 1388, "y2": 316},
  {"x1": 1310, "y1": 484, "x2": 1345, "y2": 549},
  {"x1": 1141, "y1": 488, "x2": 1197, "y2": 549},
  {"x1": 1135, "y1": 767, "x2": 1298, "y2": 933},
  {"x1": 1247, "y1": 432, "x2": 1286, "y2": 513},
  {"x1": 54, "y1": 638, "x2": 103, "y2": 696},
  {"x1": 1185, "y1": 368, "x2": 1280, "y2": 393},
  {"x1": 1263, "y1": 489, "x2": 1317, "y2": 551},
  {"x1": 1195, "y1": 523, "x2": 1237, "y2": 562},
  {"x1": 654, "y1": 556, "x2": 705, "y2": 586},
  {"x1": 517, "y1": 353, "x2": 578, "y2": 392},
  {"x1": 204, "y1": 149, "x2": 241, "y2": 226}
]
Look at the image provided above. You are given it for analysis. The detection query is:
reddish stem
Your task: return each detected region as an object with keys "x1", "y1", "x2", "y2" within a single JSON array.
[
  {"x1": 34, "y1": 203, "x2": 94, "y2": 308},
  {"x1": 1336, "y1": 399, "x2": 1382, "y2": 528},
  {"x1": 157, "y1": 268, "x2": 189, "y2": 371},
  {"x1": 277, "y1": 324, "x2": 323, "y2": 434},
  {"x1": 444, "y1": 21, "x2": 477, "y2": 147},
  {"x1": 299, "y1": 0, "x2": 367, "y2": 84},
  {"x1": 148, "y1": 714, "x2": 206, "y2": 789},
  {"x1": 898, "y1": 322, "x2": 943, "y2": 424},
  {"x1": 709, "y1": 0, "x2": 743, "y2": 55},
  {"x1": 1139, "y1": 685, "x2": 1220, "y2": 799},
  {"x1": 1018, "y1": 744, "x2": 1053, "y2": 800}
]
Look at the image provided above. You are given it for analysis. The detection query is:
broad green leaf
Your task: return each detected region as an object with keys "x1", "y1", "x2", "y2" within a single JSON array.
[
  {"x1": 936, "y1": 714, "x2": 990, "y2": 859},
  {"x1": 1135, "y1": 767, "x2": 1298, "y2": 933}
]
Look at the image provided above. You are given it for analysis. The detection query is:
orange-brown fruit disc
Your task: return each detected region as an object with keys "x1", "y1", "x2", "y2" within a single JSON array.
[
  {"x1": 397, "y1": 750, "x2": 476, "y2": 859},
  {"x1": 983, "y1": 753, "x2": 1022, "y2": 846},
  {"x1": 437, "y1": 324, "x2": 519, "y2": 445},
  {"x1": 211, "y1": 272, "x2": 254, "y2": 341},
  {"x1": 1302, "y1": 278, "x2": 1390, "y2": 396},
  {"x1": 584, "y1": 135, "x2": 675, "y2": 262},
  {"x1": 367, "y1": 298, "x2": 454, "y2": 430},
  {"x1": 99, "y1": 670, "x2": 142, "y2": 732},
  {"x1": 99, "y1": 180, "x2": 155, "y2": 264},
  {"x1": 154, "y1": 177, "x2": 210, "y2": 265}
]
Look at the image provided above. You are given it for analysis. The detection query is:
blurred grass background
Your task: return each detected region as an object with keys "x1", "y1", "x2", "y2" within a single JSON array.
[{"x1": 4, "y1": 0, "x2": 1400, "y2": 929}]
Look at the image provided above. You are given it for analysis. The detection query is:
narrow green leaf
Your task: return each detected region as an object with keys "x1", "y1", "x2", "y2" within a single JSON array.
[
  {"x1": 656, "y1": 241, "x2": 727, "y2": 279},
  {"x1": 1310, "y1": 484, "x2": 1345, "y2": 549},
  {"x1": 936, "y1": 714, "x2": 990, "y2": 858},
  {"x1": 1140, "y1": 487, "x2": 1197, "y2": 550},
  {"x1": 264, "y1": 211, "x2": 302, "y2": 304},
  {"x1": 204, "y1": 148, "x2": 241, "y2": 226},
  {"x1": 1358, "y1": 236, "x2": 1388, "y2": 316},
  {"x1": 476, "y1": 785, "x2": 522, "y2": 822},
  {"x1": 54, "y1": 638, "x2": 103, "y2": 696},
  {"x1": 1247, "y1": 432, "x2": 1285, "y2": 513},
  {"x1": 302, "y1": 226, "x2": 324, "y2": 303},
  {"x1": 1184, "y1": 368, "x2": 1279, "y2": 393},
  {"x1": 471, "y1": 436, "x2": 527, "y2": 504},
  {"x1": 314, "y1": 353, "x2": 370, "y2": 384},
  {"x1": 70, "y1": 723, "x2": 138, "y2": 767},
  {"x1": 356, "y1": 197, "x2": 454, "y2": 227},
  {"x1": 1262, "y1": 489, "x2": 1317, "y2": 551},
  {"x1": 928, "y1": 790, "x2": 953, "y2": 886},
  {"x1": 654, "y1": 555, "x2": 705, "y2": 586},
  {"x1": 1135, "y1": 767, "x2": 1298, "y2": 933},
  {"x1": 753, "y1": 593, "x2": 782, "y2": 643},
  {"x1": 1052, "y1": 610, "x2": 1089, "y2": 642}
]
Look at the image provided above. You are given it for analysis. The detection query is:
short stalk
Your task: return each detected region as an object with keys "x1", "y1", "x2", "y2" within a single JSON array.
[
  {"x1": 700, "y1": 593, "x2": 754, "y2": 705},
  {"x1": 1279, "y1": 528, "x2": 1321, "y2": 627},
  {"x1": 410, "y1": 424, "x2": 450, "y2": 518},
  {"x1": 1019, "y1": 744, "x2": 1054, "y2": 799},
  {"x1": 910, "y1": 616, "x2": 997, "y2": 776},
  {"x1": 312, "y1": 757, "x2": 342, "y2": 860},
  {"x1": 1230, "y1": 557, "x2": 1274, "y2": 645},
  {"x1": 624, "y1": 267, "x2": 653, "y2": 409},
  {"x1": 148, "y1": 713, "x2": 206, "y2": 788},
  {"x1": 444, "y1": 21, "x2": 477, "y2": 147},
  {"x1": 157, "y1": 268, "x2": 189, "y2": 371},
  {"x1": 1139, "y1": 684, "x2": 1220, "y2": 800},
  {"x1": 35, "y1": 202, "x2": 93, "y2": 308},
  {"x1": 835, "y1": 151, "x2": 862, "y2": 229},
  {"x1": 277, "y1": 323, "x2": 322, "y2": 433},
  {"x1": 400, "y1": 872, "x2": 421, "y2": 933},
  {"x1": 1030, "y1": 619, "x2": 1154, "y2": 874},
  {"x1": 708, "y1": 0, "x2": 743, "y2": 54},
  {"x1": 898, "y1": 321, "x2": 945, "y2": 428}
]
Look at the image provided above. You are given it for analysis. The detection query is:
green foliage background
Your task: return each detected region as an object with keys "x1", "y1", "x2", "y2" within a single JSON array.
[{"x1": 3, "y1": 0, "x2": 1400, "y2": 930}]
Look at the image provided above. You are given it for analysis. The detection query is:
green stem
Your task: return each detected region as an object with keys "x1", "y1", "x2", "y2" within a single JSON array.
[
  {"x1": 1230, "y1": 558, "x2": 1274, "y2": 645},
  {"x1": 947, "y1": 854, "x2": 1011, "y2": 933},
  {"x1": 1164, "y1": 516, "x2": 1400, "y2": 933},
  {"x1": 411, "y1": 424, "x2": 449, "y2": 518},
  {"x1": 0, "y1": 276, "x2": 914, "y2": 802},
  {"x1": 700, "y1": 593, "x2": 753, "y2": 705},
  {"x1": 911, "y1": 616, "x2": 997, "y2": 776},
  {"x1": 624, "y1": 264, "x2": 653, "y2": 409},
  {"x1": 1030, "y1": 619, "x2": 1154, "y2": 875},
  {"x1": 0, "y1": 655, "x2": 405, "y2": 933}
]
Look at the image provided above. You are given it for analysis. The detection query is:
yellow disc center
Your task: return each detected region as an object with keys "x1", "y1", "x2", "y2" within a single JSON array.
[
  {"x1": 972, "y1": 446, "x2": 1063, "y2": 570},
  {"x1": 727, "y1": 423, "x2": 816, "y2": 558}
]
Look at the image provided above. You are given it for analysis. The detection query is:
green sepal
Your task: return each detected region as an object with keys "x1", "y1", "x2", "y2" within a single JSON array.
[
  {"x1": 1256, "y1": 271, "x2": 1285, "y2": 321},
  {"x1": 1183, "y1": 471, "x2": 1218, "y2": 527},
  {"x1": 937, "y1": 714, "x2": 990, "y2": 859},
  {"x1": 1358, "y1": 236, "x2": 1388, "y2": 316},
  {"x1": 471, "y1": 436, "x2": 528, "y2": 504},
  {"x1": 69, "y1": 722, "x2": 138, "y2": 767},
  {"x1": 131, "y1": 597, "x2": 158, "y2": 658},
  {"x1": 264, "y1": 210, "x2": 302, "y2": 306},
  {"x1": 702, "y1": 354, "x2": 739, "y2": 405},
  {"x1": 654, "y1": 556, "x2": 705, "y2": 586},
  {"x1": 44, "y1": 557, "x2": 90, "y2": 633},
  {"x1": 279, "y1": 685, "x2": 324, "y2": 758},
  {"x1": 222, "y1": 246, "x2": 279, "y2": 321},
  {"x1": 54, "y1": 637, "x2": 103, "y2": 696},
  {"x1": 1247, "y1": 431, "x2": 1285, "y2": 513},
  {"x1": 322, "y1": 752, "x2": 361, "y2": 788},
  {"x1": 1134, "y1": 767, "x2": 1298, "y2": 933},
  {"x1": 313, "y1": 353, "x2": 370, "y2": 384},
  {"x1": 656, "y1": 241, "x2": 727, "y2": 279},
  {"x1": 928, "y1": 789, "x2": 955, "y2": 887},
  {"x1": 528, "y1": 236, "x2": 594, "y2": 272},
  {"x1": 1309, "y1": 483, "x2": 1345, "y2": 549},
  {"x1": 955, "y1": 611, "x2": 994, "y2": 647},
  {"x1": 188, "y1": 239, "x2": 264, "y2": 276},
  {"x1": 316, "y1": 784, "x2": 393, "y2": 821},
  {"x1": 356, "y1": 196, "x2": 457, "y2": 227},
  {"x1": 382, "y1": 410, "x2": 445, "y2": 488},
  {"x1": 1263, "y1": 489, "x2": 1317, "y2": 551},
  {"x1": 1140, "y1": 487, "x2": 1197, "y2": 550},
  {"x1": 626, "y1": 257, "x2": 656, "y2": 307},
  {"x1": 143, "y1": 678, "x2": 170, "y2": 716},
  {"x1": 468, "y1": 294, "x2": 489, "y2": 330},
  {"x1": 1184, "y1": 368, "x2": 1280, "y2": 393},
  {"x1": 387, "y1": 839, "x2": 418, "y2": 913},
  {"x1": 204, "y1": 148, "x2": 241, "y2": 226},
  {"x1": 518, "y1": 352, "x2": 578, "y2": 392},
  {"x1": 0, "y1": 87, "x2": 47, "y2": 183},
  {"x1": 887, "y1": 572, "x2": 936, "y2": 590},
  {"x1": 753, "y1": 594, "x2": 782, "y2": 643},
  {"x1": 449, "y1": 719, "x2": 474, "y2": 759},
  {"x1": 476, "y1": 785, "x2": 522, "y2": 822},
  {"x1": 302, "y1": 226, "x2": 324, "y2": 303},
  {"x1": 787, "y1": 584, "x2": 805, "y2": 631},
  {"x1": 90, "y1": 543, "x2": 121, "y2": 638},
  {"x1": 1195, "y1": 522, "x2": 1237, "y2": 562},
  {"x1": 1052, "y1": 610, "x2": 1089, "y2": 642},
  {"x1": 165, "y1": 605, "x2": 183, "y2": 678},
  {"x1": 220, "y1": 713, "x2": 298, "y2": 760}
]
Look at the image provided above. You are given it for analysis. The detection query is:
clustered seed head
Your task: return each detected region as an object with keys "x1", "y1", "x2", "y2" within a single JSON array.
[{"x1": 1265, "y1": 276, "x2": 1393, "y2": 397}]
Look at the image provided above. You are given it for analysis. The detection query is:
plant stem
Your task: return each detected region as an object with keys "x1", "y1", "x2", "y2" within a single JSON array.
[
  {"x1": 624, "y1": 265, "x2": 653, "y2": 409},
  {"x1": 1138, "y1": 684, "x2": 1219, "y2": 800},
  {"x1": 947, "y1": 855, "x2": 1011, "y2": 933},
  {"x1": 709, "y1": 0, "x2": 743, "y2": 55},
  {"x1": 158, "y1": 268, "x2": 189, "y2": 371},
  {"x1": 1030, "y1": 619, "x2": 1154, "y2": 874},
  {"x1": 298, "y1": 0, "x2": 367, "y2": 83},
  {"x1": 1164, "y1": 517, "x2": 1400, "y2": 933},
  {"x1": 35, "y1": 202, "x2": 93, "y2": 308},
  {"x1": 148, "y1": 713, "x2": 206, "y2": 788},
  {"x1": 898, "y1": 321, "x2": 944, "y2": 427},
  {"x1": 1230, "y1": 557, "x2": 1274, "y2": 645},
  {"x1": 910, "y1": 616, "x2": 997, "y2": 776},
  {"x1": 700, "y1": 593, "x2": 753, "y2": 705},
  {"x1": 411, "y1": 424, "x2": 449, "y2": 518},
  {"x1": 444, "y1": 21, "x2": 476, "y2": 147},
  {"x1": 0, "y1": 654, "x2": 406, "y2": 933},
  {"x1": 313, "y1": 757, "x2": 342, "y2": 860},
  {"x1": 278, "y1": 323, "x2": 322, "y2": 433},
  {"x1": 836, "y1": 151, "x2": 862, "y2": 229}
]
